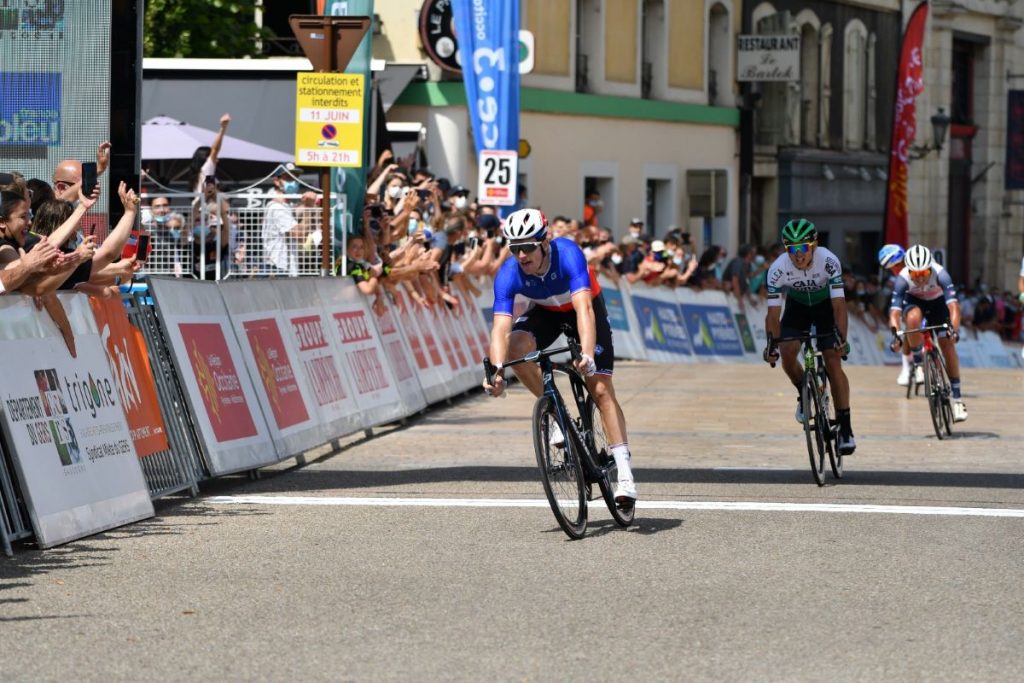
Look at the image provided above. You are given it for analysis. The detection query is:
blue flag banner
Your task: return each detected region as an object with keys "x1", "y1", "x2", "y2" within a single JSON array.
[
  {"x1": 452, "y1": 0, "x2": 520, "y2": 204},
  {"x1": 680, "y1": 303, "x2": 744, "y2": 357},
  {"x1": 631, "y1": 295, "x2": 693, "y2": 356}
]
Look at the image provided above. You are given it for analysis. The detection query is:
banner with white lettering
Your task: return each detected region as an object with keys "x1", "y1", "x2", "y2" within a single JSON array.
[
  {"x1": 219, "y1": 281, "x2": 330, "y2": 459},
  {"x1": 148, "y1": 278, "x2": 278, "y2": 475},
  {"x1": 273, "y1": 279, "x2": 364, "y2": 439},
  {"x1": 628, "y1": 285, "x2": 694, "y2": 363},
  {"x1": 0, "y1": 294, "x2": 153, "y2": 549},
  {"x1": 390, "y1": 287, "x2": 452, "y2": 404},
  {"x1": 369, "y1": 293, "x2": 428, "y2": 415},
  {"x1": 315, "y1": 279, "x2": 406, "y2": 426},
  {"x1": 677, "y1": 289, "x2": 746, "y2": 362},
  {"x1": 452, "y1": 0, "x2": 520, "y2": 215}
]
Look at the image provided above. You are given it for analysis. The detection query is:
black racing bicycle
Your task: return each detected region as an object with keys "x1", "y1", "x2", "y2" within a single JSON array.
[
  {"x1": 767, "y1": 331, "x2": 843, "y2": 486},
  {"x1": 484, "y1": 330, "x2": 634, "y2": 539},
  {"x1": 893, "y1": 324, "x2": 954, "y2": 440}
]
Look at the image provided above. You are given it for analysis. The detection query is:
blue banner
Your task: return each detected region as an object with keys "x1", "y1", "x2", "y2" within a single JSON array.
[
  {"x1": 681, "y1": 304, "x2": 744, "y2": 357},
  {"x1": 631, "y1": 296, "x2": 692, "y2": 356},
  {"x1": 452, "y1": 0, "x2": 520, "y2": 205},
  {"x1": 0, "y1": 72, "x2": 61, "y2": 155},
  {"x1": 602, "y1": 287, "x2": 631, "y2": 332}
]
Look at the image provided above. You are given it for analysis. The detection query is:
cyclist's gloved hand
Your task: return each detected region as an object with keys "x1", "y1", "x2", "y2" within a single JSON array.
[
  {"x1": 763, "y1": 344, "x2": 779, "y2": 366},
  {"x1": 576, "y1": 353, "x2": 597, "y2": 377},
  {"x1": 950, "y1": 328, "x2": 960, "y2": 343}
]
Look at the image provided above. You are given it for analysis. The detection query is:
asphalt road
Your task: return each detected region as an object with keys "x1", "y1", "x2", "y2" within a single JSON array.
[{"x1": 2, "y1": 362, "x2": 1023, "y2": 682}]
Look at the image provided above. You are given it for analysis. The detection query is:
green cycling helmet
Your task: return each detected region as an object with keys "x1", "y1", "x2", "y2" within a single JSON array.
[{"x1": 781, "y1": 218, "x2": 817, "y2": 244}]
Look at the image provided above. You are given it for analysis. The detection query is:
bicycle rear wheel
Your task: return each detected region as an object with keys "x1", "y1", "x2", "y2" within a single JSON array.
[
  {"x1": 587, "y1": 398, "x2": 634, "y2": 527},
  {"x1": 802, "y1": 375, "x2": 826, "y2": 486},
  {"x1": 533, "y1": 396, "x2": 587, "y2": 539},
  {"x1": 924, "y1": 353, "x2": 945, "y2": 440}
]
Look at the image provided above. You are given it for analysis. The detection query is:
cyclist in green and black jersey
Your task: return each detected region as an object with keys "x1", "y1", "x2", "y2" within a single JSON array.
[{"x1": 762, "y1": 219, "x2": 856, "y2": 454}]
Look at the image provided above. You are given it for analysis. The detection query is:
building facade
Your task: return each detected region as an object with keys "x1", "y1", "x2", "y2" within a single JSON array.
[{"x1": 383, "y1": 0, "x2": 742, "y2": 250}]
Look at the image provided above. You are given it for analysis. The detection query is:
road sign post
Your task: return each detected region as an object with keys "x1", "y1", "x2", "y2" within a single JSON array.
[{"x1": 287, "y1": 15, "x2": 371, "y2": 275}]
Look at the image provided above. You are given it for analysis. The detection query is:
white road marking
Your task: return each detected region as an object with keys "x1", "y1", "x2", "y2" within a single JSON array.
[{"x1": 205, "y1": 495, "x2": 1024, "y2": 518}]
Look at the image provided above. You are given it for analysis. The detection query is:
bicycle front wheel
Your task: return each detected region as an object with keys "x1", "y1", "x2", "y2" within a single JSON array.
[
  {"x1": 802, "y1": 375, "x2": 826, "y2": 486},
  {"x1": 819, "y1": 385, "x2": 842, "y2": 479},
  {"x1": 587, "y1": 398, "x2": 634, "y2": 527},
  {"x1": 533, "y1": 396, "x2": 587, "y2": 539},
  {"x1": 924, "y1": 353, "x2": 945, "y2": 440}
]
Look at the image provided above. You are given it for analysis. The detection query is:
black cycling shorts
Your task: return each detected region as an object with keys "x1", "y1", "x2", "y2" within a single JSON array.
[
  {"x1": 511, "y1": 293, "x2": 615, "y2": 375},
  {"x1": 781, "y1": 298, "x2": 840, "y2": 350},
  {"x1": 902, "y1": 295, "x2": 951, "y2": 332}
]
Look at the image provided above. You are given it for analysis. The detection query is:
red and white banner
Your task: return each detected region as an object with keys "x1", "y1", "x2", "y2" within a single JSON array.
[
  {"x1": 148, "y1": 278, "x2": 277, "y2": 475},
  {"x1": 884, "y1": 2, "x2": 929, "y2": 246},
  {"x1": 371, "y1": 295, "x2": 427, "y2": 415}
]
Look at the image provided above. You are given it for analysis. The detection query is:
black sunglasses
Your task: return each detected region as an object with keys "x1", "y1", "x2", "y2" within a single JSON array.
[{"x1": 509, "y1": 242, "x2": 540, "y2": 255}]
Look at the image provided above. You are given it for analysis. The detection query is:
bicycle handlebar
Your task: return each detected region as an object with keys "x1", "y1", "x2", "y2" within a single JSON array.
[
  {"x1": 766, "y1": 328, "x2": 847, "y2": 368},
  {"x1": 892, "y1": 323, "x2": 951, "y2": 339},
  {"x1": 483, "y1": 325, "x2": 583, "y2": 386}
]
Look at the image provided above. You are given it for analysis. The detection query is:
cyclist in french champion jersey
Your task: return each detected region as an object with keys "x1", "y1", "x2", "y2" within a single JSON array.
[
  {"x1": 763, "y1": 218, "x2": 856, "y2": 455},
  {"x1": 888, "y1": 245, "x2": 967, "y2": 422},
  {"x1": 483, "y1": 208, "x2": 637, "y2": 505}
]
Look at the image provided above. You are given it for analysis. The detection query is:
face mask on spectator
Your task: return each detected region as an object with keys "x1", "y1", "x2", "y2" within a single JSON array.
[
  {"x1": 169, "y1": 228, "x2": 181, "y2": 241},
  {"x1": 453, "y1": 196, "x2": 468, "y2": 210},
  {"x1": 388, "y1": 185, "x2": 403, "y2": 199},
  {"x1": 154, "y1": 213, "x2": 168, "y2": 224},
  {"x1": 611, "y1": 253, "x2": 623, "y2": 265},
  {"x1": 673, "y1": 255, "x2": 684, "y2": 266},
  {"x1": 282, "y1": 180, "x2": 300, "y2": 194},
  {"x1": 193, "y1": 226, "x2": 205, "y2": 239},
  {"x1": 407, "y1": 218, "x2": 419, "y2": 235},
  {"x1": 754, "y1": 254, "x2": 765, "y2": 266}
]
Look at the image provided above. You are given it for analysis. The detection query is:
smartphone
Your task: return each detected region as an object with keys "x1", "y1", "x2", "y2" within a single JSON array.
[
  {"x1": 367, "y1": 203, "x2": 384, "y2": 219},
  {"x1": 136, "y1": 233, "x2": 151, "y2": 262},
  {"x1": 81, "y1": 162, "x2": 97, "y2": 194},
  {"x1": 121, "y1": 230, "x2": 140, "y2": 260},
  {"x1": 416, "y1": 188, "x2": 432, "y2": 200},
  {"x1": 467, "y1": 236, "x2": 479, "y2": 250}
]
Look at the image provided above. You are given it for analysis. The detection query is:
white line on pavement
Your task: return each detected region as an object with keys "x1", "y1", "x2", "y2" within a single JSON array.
[{"x1": 205, "y1": 495, "x2": 1024, "y2": 518}]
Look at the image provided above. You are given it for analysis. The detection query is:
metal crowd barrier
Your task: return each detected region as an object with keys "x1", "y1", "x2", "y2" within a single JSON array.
[
  {"x1": 139, "y1": 190, "x2": 334, "y2": 280},
  {"x1": 123, "y1": 289, "x2": 206, "y2": 497},
  {"x1": 0, "y1": 426, "x2": 33, "y2": 557}
]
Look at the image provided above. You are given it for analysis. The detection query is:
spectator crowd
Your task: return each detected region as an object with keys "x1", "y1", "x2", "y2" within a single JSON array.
[{"x1": 4, "y1": 111, "x2": 1023, "y2": 349}]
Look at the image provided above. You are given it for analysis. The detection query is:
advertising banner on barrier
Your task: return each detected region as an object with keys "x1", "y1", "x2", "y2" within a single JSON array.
[
  {"x1": 596, "y1": 276, "x2": 647, "y2": 361},
  {"x1": 678, "y1": 290, "x2": 745, "y2": 362},
  {"x1": 148, "y1": 278, "x2": 277, "y2": 475},
  {"x1": 371, "y1": 296, "x2": 428, "y2": 415},
  {"x1": 90, "y1": 297, "x2": 170, "y2": 457},
  {"x1": 315, "y1": 279, "x2": 406, "y2": 427},
  {"x1": 219, "y1": 281, "x2": 336, "y2": 459},
  {"x1": 391, "y1": 288, "x2": 451, "y2": 404},
  {"x1": 629, "y1": 287, "x2": 694, "y2": 363},
  {"x1": 0, "y1": 295, "x2": 153, "y2": 548}
]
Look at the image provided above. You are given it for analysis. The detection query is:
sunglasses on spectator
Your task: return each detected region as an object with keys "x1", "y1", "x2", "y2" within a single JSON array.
[
  {"x1": 909, "y1": 268, "x2": 931, "y2": 279},
  {"x1": 509, "y1": 241, "x2": 540, "y2": 255},
  {"x1": 54, "y1": 180, "x2": 74, "y2": 192},
  {"x1": 786, "y1": 241, "x2": 816, "y2": 255}
]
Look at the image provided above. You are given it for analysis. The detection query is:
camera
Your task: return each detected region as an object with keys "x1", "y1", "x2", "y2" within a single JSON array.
[{"x1": 367, "y1": 203, "x2": 384, "y2": 219}]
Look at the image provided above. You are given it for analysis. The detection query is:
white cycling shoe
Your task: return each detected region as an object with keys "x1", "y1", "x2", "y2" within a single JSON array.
[
  {"x1": 613, "y1": 478, "x2": 637, "y2": 505},
  {"x1": 548, "y1": 421, "x2": 565, "y2": 450},
  {"x1": 794, "y1": 398, "x2": 805, "y2": 424},
  {"x1": 896, "y1": 367, "x2": 910, "y2": 386},
  {"x1": 838, "y1": 433, "x2": 856, "y2": 455},
  {"x1": 914, "y1": 365, "x2": 925, "y2": 384},
  {"x1": 953, "y1": 401, "x2": 968, "y2": 422}
]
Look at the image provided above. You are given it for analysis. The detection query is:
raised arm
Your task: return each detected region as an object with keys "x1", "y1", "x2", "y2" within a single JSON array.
[
  {"x1": 93, "y1": 182, "x2": 139, "y2": 268},
  {"x1": 208, "y1": 113, "x2": 231, "y2": 165},
  {"x1": 48, "y1": 186, "x2": 99, "y2": 248}
]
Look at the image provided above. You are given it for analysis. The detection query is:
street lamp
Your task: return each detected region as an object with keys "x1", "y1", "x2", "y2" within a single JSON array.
[{"x1": 909, "y1": 107, "x2": 952, "y2": 160}]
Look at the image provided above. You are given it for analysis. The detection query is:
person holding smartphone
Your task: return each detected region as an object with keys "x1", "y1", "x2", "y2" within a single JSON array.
[{"x1": 51, "y1": 141, "x2": 112, "y2": 201}]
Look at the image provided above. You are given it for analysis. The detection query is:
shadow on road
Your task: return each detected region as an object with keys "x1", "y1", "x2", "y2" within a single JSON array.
[{"x1": 180, "y1": 464, "x2": 1024, "y2": 495}]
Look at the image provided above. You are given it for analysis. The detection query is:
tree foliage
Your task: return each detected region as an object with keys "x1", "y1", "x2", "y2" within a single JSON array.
[{"x1": 143, "y1": 0, "x2": 269, "y2": 58}]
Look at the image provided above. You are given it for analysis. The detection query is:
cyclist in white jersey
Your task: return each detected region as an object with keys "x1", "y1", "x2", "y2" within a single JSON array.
[
  {"x1": 887, "y1": 244, "x2": 966, "y2": 421},
  {"x1": 762, "y1": 218, "x2": 856, "y2": 454}
]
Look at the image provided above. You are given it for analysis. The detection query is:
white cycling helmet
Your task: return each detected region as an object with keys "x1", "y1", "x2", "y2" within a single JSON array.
[
  {"x1": 904, "y1": 244, "x2": 933, "y2": 271},
  {"x1": 502, "y1": 208, "x2": 547, "y2": 241}
]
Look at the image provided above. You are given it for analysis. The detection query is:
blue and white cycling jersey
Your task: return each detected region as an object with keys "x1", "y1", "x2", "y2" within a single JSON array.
[
  {"x1": 492, "y1": 237, "x2": 601, "y2": 316},
  {"x1": 890, "y1": 263, "x2": 957, "y2": 310}
]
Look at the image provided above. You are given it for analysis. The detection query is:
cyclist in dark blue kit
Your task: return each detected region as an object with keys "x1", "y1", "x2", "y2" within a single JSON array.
[{"x1": 482, "y1": 208, "x2": 636, "y2": 504}]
